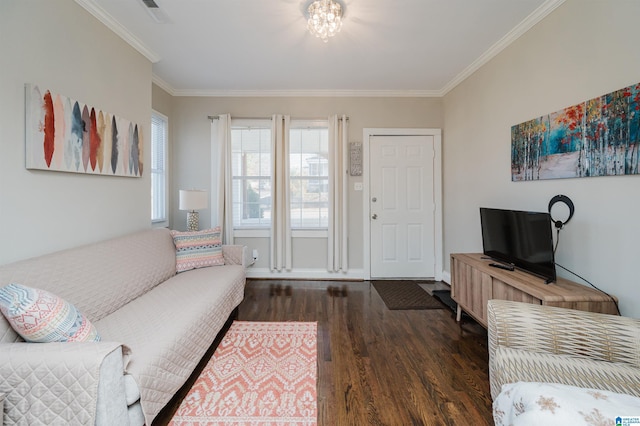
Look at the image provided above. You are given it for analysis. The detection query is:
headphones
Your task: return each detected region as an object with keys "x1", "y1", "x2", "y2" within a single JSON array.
[{"x1": 548, "y1": 195, "x2": 574, "y2": 229}]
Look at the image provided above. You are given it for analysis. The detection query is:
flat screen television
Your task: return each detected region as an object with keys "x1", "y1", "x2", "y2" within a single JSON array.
[{"x1": 479, "y1": 207, "x2": 556, "y2": 283}]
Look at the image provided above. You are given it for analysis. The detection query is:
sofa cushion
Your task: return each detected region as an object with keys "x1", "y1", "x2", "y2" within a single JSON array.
[
  {"x1": 0, "y1": 229, "x2": 177, "y2": 328},
  {"x1": 0, "y1": 283, "x2": 100, "y2": 343},
  {"x1": 94, "y1": 264, "x2": 245, "y2": 424},
  {"x1": 170, "y1": 227, "x2": 224, "y2": 272}
]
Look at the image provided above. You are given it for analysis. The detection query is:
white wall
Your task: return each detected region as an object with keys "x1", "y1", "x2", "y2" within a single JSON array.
[
  {"x1": 0, "y1": 0, "x2": 152, "y2": 264},
  {"x1": 443, "y1": 0, "x2": 640, "y2": 317},
  {"x1": 168, "y1": 95, "x2": 443, "y2": 274}
]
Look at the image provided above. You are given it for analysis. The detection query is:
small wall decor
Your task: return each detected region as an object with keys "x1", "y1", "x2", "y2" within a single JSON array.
[
  {"x1": 25, "y1": 84, "x2": 143, "y2": 177},
  {"x1": 349, "y1": 142, "x2": 362, "y2": 176},
  {"x1": 511, "y1": 82, "x2": 640, "y2": 181}
]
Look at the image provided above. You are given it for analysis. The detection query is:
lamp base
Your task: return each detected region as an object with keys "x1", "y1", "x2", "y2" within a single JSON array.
[{"x1": 187, "y1": 211, "x2": 199, "y2": 231}]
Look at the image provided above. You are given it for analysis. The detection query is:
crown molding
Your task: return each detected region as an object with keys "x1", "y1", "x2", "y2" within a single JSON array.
[
  {"x1": 169, "y1": 88, "x2": 442, "y2": 98},
  {"x1": 152, "y1": 74, "x2": 177, "y2": 96},
  {"x1": 440, "y1": 0, "x2": 566, "y2": 96},
  {"x1": 74, "y1": 0, "x2": 161, "y2": 63},
  {"x1": 151, "y1": 77, "x2": 442, "y2": 97}
]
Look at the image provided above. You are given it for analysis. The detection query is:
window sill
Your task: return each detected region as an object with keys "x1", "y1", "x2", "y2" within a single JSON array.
[
  {"x1": 233, "y1": 229, "x2": 328, "y2": 238},
  {"x1": 152, "y1": 220, "x2": 169, "y2": 229}
]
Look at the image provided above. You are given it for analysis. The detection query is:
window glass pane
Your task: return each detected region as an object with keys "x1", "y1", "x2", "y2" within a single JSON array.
[
  {"x1": 151, "y1": 112, "x2": 167, "y2": 223},
  {"x1": 231, "y1": 123, "x2": 272, "y2": 228},
  {"x1": 289, "y1": 124, "x2": 329, "y2": 229},
  {"x1": 290, "y1": 131, "x2": 302, "y2": 153},
  {"x1": 290, "y1": 157, "x2": 302, "y2": 178},
  {"x1": 260, "y1": 153, "x2": 271, "y2": 177},
  {"x1": 243, "y1": 152, "x2": 262, "y2": 176},
  {"x1": 243, "y1": 179, "x2": 261, "y2": 219},
  {"x1": 301, "y1": 130, "x2": 320, "y2": 153},
  {"x1": 259, "y1": 129, "x2": 271, "y2": 151}
]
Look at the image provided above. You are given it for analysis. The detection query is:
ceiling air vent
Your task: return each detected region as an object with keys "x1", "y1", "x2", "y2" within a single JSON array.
[
  {"x1": 139, "y1": 0, "x2": 171, "y2": 24},
  {"x1": 142, "y1": 0, "x2": 160, "y2": 8}
]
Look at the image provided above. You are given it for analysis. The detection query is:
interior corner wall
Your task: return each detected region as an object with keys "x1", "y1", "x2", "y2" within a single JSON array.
[
  {"x1": 442, "y1": 0, "x2": 640, "y2": 317},
  {"x1": 0, "y1": 0, "x2": 152, "y2": 265}
]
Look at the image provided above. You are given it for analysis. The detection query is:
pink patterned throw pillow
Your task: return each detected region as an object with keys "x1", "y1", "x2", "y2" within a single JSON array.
[
  {"x1": 0, "y1": 283, "x2": 100, "y2": 343},
  {"x1": 170, "y1": 227, "x2": 224, "y2": 273}
]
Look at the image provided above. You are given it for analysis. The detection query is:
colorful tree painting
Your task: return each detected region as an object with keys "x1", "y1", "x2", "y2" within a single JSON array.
[{"x1": 512, "y1": 82, "x2": 640, "y2": 181}]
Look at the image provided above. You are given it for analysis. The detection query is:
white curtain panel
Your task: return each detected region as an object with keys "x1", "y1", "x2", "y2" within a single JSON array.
[
  {"x1": 215, "y1": 114, "x2": 234, "y2": 244},
  {"x1": 270, "y1": 114, "x2": 292, "y2": 271},
  {"x1": 328, "y1": 114, "x2": 349, "y2": 272}
]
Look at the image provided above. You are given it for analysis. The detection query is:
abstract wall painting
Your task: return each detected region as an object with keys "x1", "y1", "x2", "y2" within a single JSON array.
[
  {"x1": 511, "y1": 82, "x2": 640, "y2": 181},
  {"x1": 25, "y1": 84, "x2": 143, "y2": 177}
]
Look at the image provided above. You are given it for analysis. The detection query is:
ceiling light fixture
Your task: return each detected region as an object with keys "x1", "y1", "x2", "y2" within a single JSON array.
[{"x1": 307, "y1": 0, "x2": 343, "y2": 43}]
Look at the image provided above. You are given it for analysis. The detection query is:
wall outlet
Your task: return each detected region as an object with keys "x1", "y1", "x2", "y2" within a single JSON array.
[
  {"x1": 354, "y1": 182, "x2": 363, "y2": 191},
  {"x1": 252, "y1": 249, "x2": 259, "y2": 260}
]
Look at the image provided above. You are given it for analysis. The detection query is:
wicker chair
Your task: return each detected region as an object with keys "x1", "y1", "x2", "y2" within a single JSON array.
[{"x1": 487, "y1": 299, "x2": 640, "y2": 400}]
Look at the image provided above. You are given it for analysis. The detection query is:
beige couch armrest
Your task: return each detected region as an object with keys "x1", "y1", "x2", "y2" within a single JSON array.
[
  {"x1": 487, "y1": 299, "x2": 640, "y2": 399},
  {"x1": 0, "y1": 341, "x2": 127, "y2": 425},
  {"x1": 223, "y1": 245, "x2": 250, "y2": 267}
]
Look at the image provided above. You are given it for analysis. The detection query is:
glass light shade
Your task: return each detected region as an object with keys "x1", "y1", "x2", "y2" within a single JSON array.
[
  {"x1": 179, "y1": 189, "x2": 208, "y2": 211},
  {"x1": 307, "y1": 0, "x2": 343, "y2": 43}
]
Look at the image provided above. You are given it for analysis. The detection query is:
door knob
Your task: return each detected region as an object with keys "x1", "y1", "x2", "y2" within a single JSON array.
[{"x1": 372, "y1": 214, "x2": 378, "y2": 220}]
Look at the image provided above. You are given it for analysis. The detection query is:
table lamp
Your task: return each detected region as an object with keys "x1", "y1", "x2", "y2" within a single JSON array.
[{"x1": 179, "y1": 189, "x2": 208, "y2": 231}]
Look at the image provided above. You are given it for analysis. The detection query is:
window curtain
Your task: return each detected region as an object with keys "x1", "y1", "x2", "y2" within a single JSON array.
[
  {"x1": 328, "y1": 114, "x2": 349, "y2": 272},
  {"x1": 270, "y1": 114, "x2": 292, "y2": 271},
  {"x1": 215, "y1": 114, "x2": 234, "y2": 244}
]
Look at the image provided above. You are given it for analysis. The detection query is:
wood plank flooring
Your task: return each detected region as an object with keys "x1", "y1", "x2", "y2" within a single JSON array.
[
  {"x1": 154, "y1": 279, "x2": 493, "y2": 425},
  {"x1": 240, "y1": 280, "x2": 493, "y2": 426}
]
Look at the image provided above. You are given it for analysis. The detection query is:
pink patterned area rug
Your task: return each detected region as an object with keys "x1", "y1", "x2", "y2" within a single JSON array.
[{"x1": 170, "y1": 321, "x2": 318, "y2": 426}]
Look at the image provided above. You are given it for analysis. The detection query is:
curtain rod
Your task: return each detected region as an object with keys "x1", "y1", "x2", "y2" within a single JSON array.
[{"x1": 207, "y1": 115, "x2": 349, "y2": 121}]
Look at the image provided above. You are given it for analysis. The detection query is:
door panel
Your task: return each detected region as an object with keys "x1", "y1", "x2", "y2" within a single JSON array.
[{"x1": 370, "y1": 135, "x2": 435, "y2": 278}]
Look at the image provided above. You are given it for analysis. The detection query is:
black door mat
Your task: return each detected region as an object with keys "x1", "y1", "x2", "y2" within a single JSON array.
[{"x1": 372, "y1": 281, "x2": 446, "y2": 310}]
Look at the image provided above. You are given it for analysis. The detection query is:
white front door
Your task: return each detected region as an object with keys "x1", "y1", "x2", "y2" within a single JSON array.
[{"x1": 369, "y1": 134, "x2": 436, "y2": 278}]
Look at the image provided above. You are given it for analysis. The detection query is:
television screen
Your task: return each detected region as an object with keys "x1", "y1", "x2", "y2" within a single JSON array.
[{"x1": 479, "y1": 207, "x2": 556, "y2": 283}]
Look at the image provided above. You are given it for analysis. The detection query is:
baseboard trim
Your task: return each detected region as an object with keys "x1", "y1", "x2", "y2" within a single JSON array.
[
  {"x1": 245, "y1": 267, "x2": 450, "y2": 282},
  {"x1": 245, "y1": 267, "x2": 365, "y2": 281}
]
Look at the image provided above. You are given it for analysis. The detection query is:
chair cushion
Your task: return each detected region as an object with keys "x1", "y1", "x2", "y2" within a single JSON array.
[
  {"x1": 492, "y1": 346, "x2": 640, "y2": 399},
  {"x1": 170, "y1": 227, "x2": 224, "y2": 272},
  {"x1": 0, "y1": 283, "x2": 100, "y2": 343}
]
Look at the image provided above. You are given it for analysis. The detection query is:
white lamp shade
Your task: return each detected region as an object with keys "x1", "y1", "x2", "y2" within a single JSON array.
[{"x1": 179, "y1": 190, "x2": 208, "y2": 211}]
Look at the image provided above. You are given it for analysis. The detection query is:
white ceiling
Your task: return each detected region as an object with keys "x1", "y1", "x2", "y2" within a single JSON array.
[{"x1": 76, "y1": 0, "x2": 565, "y2": 96}]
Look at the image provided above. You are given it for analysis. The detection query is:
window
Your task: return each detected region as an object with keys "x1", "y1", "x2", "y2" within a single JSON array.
[
  {"x1": 151, "y1": 111, "x2": 168, "y2": 226},
  {"x1": 289, "y1": 121, "x2": 329, "y2": 229},
  {"x1": 228, "y1": 118, "x2": 330, "y2": 232},
  {"x1": 231, "y1": 121, "x2": 272, "y2": 228}
]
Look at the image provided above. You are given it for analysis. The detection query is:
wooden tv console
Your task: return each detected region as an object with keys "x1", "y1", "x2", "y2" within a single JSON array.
[{"x1": 450, "y1": 253, "x2": 618, "y2": 328}]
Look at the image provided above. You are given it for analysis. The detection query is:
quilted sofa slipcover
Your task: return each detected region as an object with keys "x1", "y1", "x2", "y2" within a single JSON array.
[{"x1": 0, "y1": 228, "x2": 247, "y2": 425}]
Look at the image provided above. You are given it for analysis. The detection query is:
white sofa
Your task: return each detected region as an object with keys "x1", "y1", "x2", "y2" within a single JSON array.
[{"x1": 0, "y1": 228, "x2": 247, "y2": 425}]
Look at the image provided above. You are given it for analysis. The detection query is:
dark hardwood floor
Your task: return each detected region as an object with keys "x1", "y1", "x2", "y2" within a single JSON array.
[
  {"x1": 240, "y1": 279, "x2": 492, "y2": 426},
  {"x1": 155, "y1": 279, "x2": 493, "y2": 425}
]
